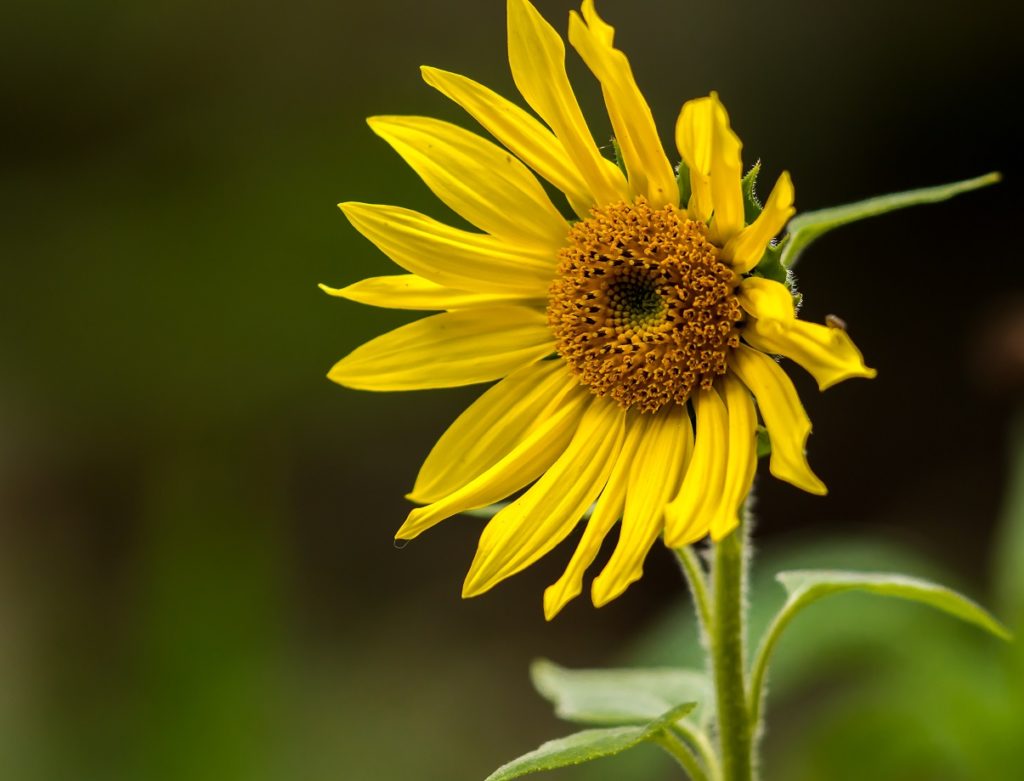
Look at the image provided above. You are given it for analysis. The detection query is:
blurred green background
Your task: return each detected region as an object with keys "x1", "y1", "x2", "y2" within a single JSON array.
[{"x1": 2, "y1": 0, "x2": 1022, "y2": 779}]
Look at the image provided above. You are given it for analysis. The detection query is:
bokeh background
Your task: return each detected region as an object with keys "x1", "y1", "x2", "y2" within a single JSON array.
[{"x1": 2, "y1": 0, "x2": 1023, "y2": 779}]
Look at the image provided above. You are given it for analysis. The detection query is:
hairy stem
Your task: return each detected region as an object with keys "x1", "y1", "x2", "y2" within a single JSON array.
[
  {"x1": 656, "y1": 730, "x2": 710, "y2": 781},
  {"x1": 672, "y1": 722, "x2": 722, "y2": 781},
  {"x1": 675, "y1": 546, "x2": 713, "y2": 637},
  {"x1": 711, "y1": 520, "x2": 753, "y2": 781},
  {"x1": 748, "y1": 593, "x2": 799, "y2": 726}
]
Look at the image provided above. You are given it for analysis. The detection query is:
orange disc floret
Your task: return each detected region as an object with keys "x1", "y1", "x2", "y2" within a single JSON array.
[{"x1": 548, "y1": 198, "x2": 743, "y2": 413}]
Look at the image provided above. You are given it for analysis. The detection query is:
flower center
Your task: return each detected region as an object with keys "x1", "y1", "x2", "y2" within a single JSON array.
[{"x1": 547, "y1": 198, "x2": 743, "y2": 413}]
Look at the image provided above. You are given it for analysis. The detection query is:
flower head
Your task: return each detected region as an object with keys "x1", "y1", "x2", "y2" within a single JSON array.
[{"x1": 325, "y1": 0, "x2": 875, "y2": 619}]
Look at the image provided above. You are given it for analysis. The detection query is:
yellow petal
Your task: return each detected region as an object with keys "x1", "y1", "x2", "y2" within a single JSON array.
[
  {"x1": 410, "y1": 359, "x2": 575, "y2": 504},
  {"x1": 592, "y1": 403, "x2": 692, "y2": 606},
  {"x1": 737, "y1": 276, "x2": 795, "y2": 325},
  {"x1": 710, "y1": 375, "x2": 758, "y2": 541},
  {"x1": 723, "y1": 171, "x2": 795, "y2": 273},
  {"x1": 543, "y1": 411, "x2": 648, "y2": 620},
  {"x1": 743, "y1": 318, "x2": 877, "y2": 391},
  {"x1": 707, "y1": 94, "x2": 744, "y2": 245},
  {"x1": 328, "y1": 306, "x2": 553, "y2": 391},
  {"x1": 675, "y1": 97, "x2": 714, "y2": 222},
  {"x1": 506, "y1": 0, "x2": 629, "y2": 207},
  {"x1": 463, "y1": 397, "x2": 626, "y2": 597},
  {"x1": 339, "y1": 202, "x2": 555, "y2": 295},
  {"x1": 567, "y1": 1, "x2": 678, "y2": 207},
  {"x1": 676, "y1": 93, "x2": 743, "y2": 242},
  {"x1": 319, "y1": 276, "x2": 540, "y2": 311},
  {"x1": 664, "y1": 388, "x2": 728, "y2": 547},
  {"x1": 398, "y1": 388, "x2": 589, "y2": 540},
  {"x1": 729, "y1": 344, "x2": 827, "y2": 495},
  {"x1": 421, "y1": 66, "x2": 593, "y2": 219},
  {"x1": 367, "y1": 115, "x2": 569, "y2": 249}
]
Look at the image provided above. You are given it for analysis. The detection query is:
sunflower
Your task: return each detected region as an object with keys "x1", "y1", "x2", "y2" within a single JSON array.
[{"x1": 325, "y1": 0, "x2": 875, "y2": 619}]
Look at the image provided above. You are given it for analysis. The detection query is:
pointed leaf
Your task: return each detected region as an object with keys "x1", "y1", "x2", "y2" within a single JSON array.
[
  {"x1": 776, "y1": 570, "x2": 1010, "y2": 640},
  {"x1": 531, "y1": 659, "x2": 712, "y2": 727},
  {"x1": 484, "y1": 702, "x2": 695, "y2": 781},
  {"x1": 483, "y1": 727, "x2": 647, "y2": 781},
  {"x1": 780, "y1": 172, "x2": 1000, "y2": 268},
  {"x1": 749, "y1": 568, "x2": 1011, "y2": 724}
]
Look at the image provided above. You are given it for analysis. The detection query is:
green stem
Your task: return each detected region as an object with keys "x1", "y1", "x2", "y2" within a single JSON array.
[
  {"x1": 711, "y1": 520, "x2": 753, "y2": 781},
  {"x1": 675, "y1": 546, "x2": 713, "y2": 636},
  {"x1": 672, "y1": 722, "x2": 722, "y2": 781},
  {"x1": 656, "y1": 730, "x2": 710, "y2": 781},
  {"x1": 748, "y1": 592, "x2": 800, "y2": 726}
]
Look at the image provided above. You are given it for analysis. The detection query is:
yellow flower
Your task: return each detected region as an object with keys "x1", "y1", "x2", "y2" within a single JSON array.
[{"x1": 325, "y1": 0, "x2": 875, "y2": 619}]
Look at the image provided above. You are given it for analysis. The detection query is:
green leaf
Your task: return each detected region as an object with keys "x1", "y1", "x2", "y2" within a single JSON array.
[
  {"x1": 780, "y1": 171, "x2": 1000, "y2": 268},
  {"x1": 484, "y1": 702, "x2": 695, "y2": 781},
  {"x1": 755, "y1": 426, "x2": 771, "y2": 459},
  {"x1": 483, "y1": 727, "x2": 648, "y2": 781},
  {"x1": 776, "y1": 570, "x2": 1011, "y2": 641},
  {"x1": 748, "y1": 568, "x2": 1011, "y2": 723},
  {"x1": 741, "y1": 161, "x2": 763, "y2": 224},
  {"x1": 531, "y1": 659, "x2": 712, "y2": 727}
]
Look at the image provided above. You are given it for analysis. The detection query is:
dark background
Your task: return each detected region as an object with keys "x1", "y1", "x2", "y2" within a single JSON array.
[{"x1": 2, "y1": 0, "x2": 1022, "y2": 779}]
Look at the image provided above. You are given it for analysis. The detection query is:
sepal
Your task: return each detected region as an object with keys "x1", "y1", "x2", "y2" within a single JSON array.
[
  {"x1": 751, "y1": 236, "x2": 790, "y2": 286},
  {"x1": 675, "y1": 159, "x2": 692, "y2": 209},
  {"x1": 755, "y1": 425, "x2": 771, "y2": 459},
  {"x1": 611, "y1": 136, "x2": 627, "y2": 177},
  {"x1": 741, "y1": 161, "x2": 763, "y2": 224}
]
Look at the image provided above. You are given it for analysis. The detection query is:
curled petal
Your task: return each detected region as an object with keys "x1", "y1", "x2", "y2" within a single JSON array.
[
  {"x1": 675, "y1": 94, "x2": 743, "y2": 242},
  {"x1": 724, "y1": 171, "x2": 795, "y2": 273},
  {"x1": 567, "y1": 0, "x2": 678, "y2": 206},
  {"x1": 729, "y1": 344, "x2": 827, "y2": 495},
  {"x1": 507, "y1": 0, "x2": 629, "y2": 207},
  {"x1": 706, "y1": 95, "x2": 745, "y2": 244},
  {"x1": 675, "y1": 98, "x2": 714, "y2": 222},
  {"x1": 737, "y1": 276, "x2": 795, "y2": 325},
  {"x1": 744, "y1": 318, "x2": 877, "y2": 391}
]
